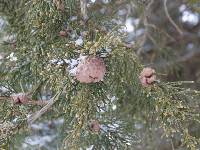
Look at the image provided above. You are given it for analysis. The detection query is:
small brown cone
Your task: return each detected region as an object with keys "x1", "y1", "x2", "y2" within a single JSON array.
[
  {"x1": 53, "y1": 0, "x2": 65, "y2": 11},
  {"x1": 89, "y1": 120, "x2": 100, "y2": 133},
  {"x1": 11, "y1": 93, "x2": 29, "y2": 104},
  {"x1": 59, "y1": 30, "x2": 67, "y2": 37}
]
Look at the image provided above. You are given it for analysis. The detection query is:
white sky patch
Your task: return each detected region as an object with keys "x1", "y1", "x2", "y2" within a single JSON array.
[
  {"x1": 7, "y1": 52, "x2": 17, "y2": 61},
  {"x1": 126, "y1": 142, "x2": 131, "y2": 146},
  {"x1": 179, "y1": 4, "x2": 187, "y2": 12},
  {"x1": 75, "y1": 37, "x2": 83, "y2": 46},
  {"x1": 67, "y1": 55, "x2": 87, "y2": 76},
  {"x1": 135, "y1": 28, "x2": 145, "y2": 37},
  {"x1": 134, "y1": 123, "x2": 143, "y2": 130},
  {"x1": 102, "y1": 0, "x2": 110, "y2": 4},
  {"x1": 132, "y1": 18, "x2": 140, "y2": 26},
  {"x1": 0, "y1": 53, "x2": 3, "y2": 60},
  {"x1": 13, "y1": 117, "x2": 19, "y2": 123},
  {"x1": 112, "y1": 18, "x2": 123, "y2": 25},
  {"x1": 3, "y1": 34, "x2": 16, "y2": 42},
  {"x1": 0, "y1": 86, "x2": 9, "y2": 92},
  {"x1": 71, "y1": 33, "x2": 76, "y2": 39},
  {"x1": 124, "y1": 18, "x2": 135, "y2": 32},
  {"x1": 50, "y1": 55, "x2": 87, "y2": 77},
  {"x1": 105, "y1": 47, "x2": 112, "y2": 53},
  {"x1": 182, "y1": 10, "x2": 199, "y2": 26},
  {"x1": 70, "y1": 16, "x2": 77, "y2": 21},
  {"x1": 24, "y1": 135, "x2": 56, "y2": 146},
  {"x1": 0, "y1": 18, "x2": 5, "y2": 29},
  {"x1": 86, "y1": 145, "x2": 94, "y2": 150},
  {"x1": 112, "y1": 104, "x2": 117, "y2": 110},
  {"x1": 186, "y1": 43, "x2": 194, "y2": 50},
  {"x1": 100, "y1": 47, "x2": 112, "y2": 57},
  {"x1": 118, "y1": 9, "x2": 127, "y2": 16},
  {"x1": 110, "y1": 96, "x2": 116, "y2": 102}
]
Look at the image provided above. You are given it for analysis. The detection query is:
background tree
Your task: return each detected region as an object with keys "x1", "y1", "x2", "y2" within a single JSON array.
[{"x1": 0, "y1": 0, "x2": 200, "y2": 149}]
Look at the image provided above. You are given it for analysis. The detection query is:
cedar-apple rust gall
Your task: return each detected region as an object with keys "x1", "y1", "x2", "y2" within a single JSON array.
[
  {"x1": 139, "y1": 67, "x2": 157, "y2": 87},
  {"x1": 76, "y1": 56, "x2": 106, "y2": 83}
]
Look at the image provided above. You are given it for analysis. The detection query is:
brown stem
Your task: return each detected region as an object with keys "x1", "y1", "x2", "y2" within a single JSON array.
[
  {"x1": 0, "y1": 96, "x2": 48, "y2": 106},
  {"x1": 164, "y1": 0, "x2": 183, "y2": 35},
  {"x1": 80, "y1": 0, "x2": 88, "y2": 20}
]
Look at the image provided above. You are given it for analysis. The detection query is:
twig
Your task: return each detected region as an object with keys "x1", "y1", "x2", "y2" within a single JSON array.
[
  {"x1": 80, "y1": 0, "x2": 88, "y2": 21},
  {"x1": 27, "y1": 92, "x2": 61, "y2": 124},
  {"x1": 170, "y1": 139, "x2": 175, "y2": 150},
  {"x1": 26, "y1": 100, "x2": 49, "y2": 106},
  {"x1": 154, "y1": 48, "x2": 200, "y2": 68},
  {"x1": 0, "y1": 96, "x2": 48, "y2": 106},
  {"x1": 164, "y1": 0, "x2": 183, "y2": 35},
  {"x1": 137, "y1": 0, "x2": 154, "y2": 55},
  {"x1": 144, "y1": 22, "x2": 176, "y2": 42}
]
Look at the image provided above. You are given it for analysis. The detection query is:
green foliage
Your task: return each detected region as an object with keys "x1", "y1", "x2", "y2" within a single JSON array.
[{"x1": 0, "y1": 0, "x2": 200, "y2": 149}]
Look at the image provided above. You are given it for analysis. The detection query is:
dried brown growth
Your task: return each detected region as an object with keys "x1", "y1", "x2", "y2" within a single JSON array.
[
  {"x1": 11, "y1": 93, "x2": 29, "y2": 104},
  {"x1": 139, "y1": 67, "x2": 156, "y2": 87},
  {"x1": 89, "y1": 120, "x2": 100, "y2": 133},
  {"x1": 76, "y1": 56, "x2": 106, "y2": 83},
  {"x1": 53, "y1": 0, "x2": 64, "y2": 11}
]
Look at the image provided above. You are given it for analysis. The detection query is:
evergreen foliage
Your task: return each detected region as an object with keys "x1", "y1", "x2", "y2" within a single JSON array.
[{"x1": 0, "y1": 0, "x2": 200, "y2": 149}]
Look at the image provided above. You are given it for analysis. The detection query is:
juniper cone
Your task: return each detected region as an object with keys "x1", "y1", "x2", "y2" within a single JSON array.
[
  {"x1": 59, "y1": 30, "x2": 67, "y2": 37},
  {"x1": 0, "y1": 0, "x2": 200, "y2": 149},
  {"x1": 11, "y1": 93, "x2": 29, "y2": 104},
  {"x1": 89, "y1": 120, "x2": 101, "y2": 133}
]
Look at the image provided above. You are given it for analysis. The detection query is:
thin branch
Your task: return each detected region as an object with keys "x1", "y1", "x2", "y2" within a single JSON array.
[
  {"x1": 136, "y1": 0, "x2": 154, "y2": 55},
  {"x1": 154, "y1": 48, "x2": 200, "y2": 68},
  {"x1": 27, "y1": 91, "x2": 61, "y2": 124},
  {"x1": 170, "y1": 139, "x2": 175, "y2": 150},
  {"x1": 80, "y1": 0, "x2": 88, "y2": 21},
  {"x1": 0, "y1": 96, "x2": 48, "y2": 106},
  {"x1": 143, "y1": 22, "x2": 176, "y2": 42},
  {"x1": 164, "y1": 0, "x2": 183, "y2": 35}
]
